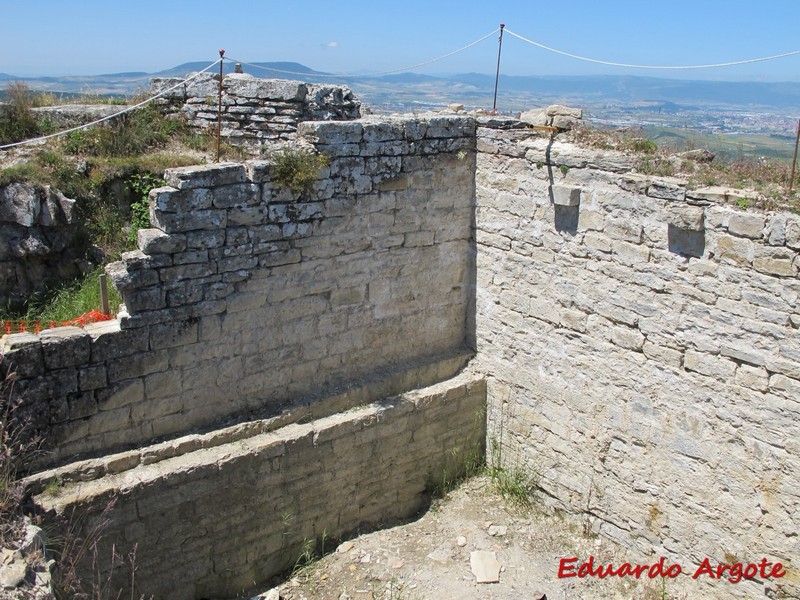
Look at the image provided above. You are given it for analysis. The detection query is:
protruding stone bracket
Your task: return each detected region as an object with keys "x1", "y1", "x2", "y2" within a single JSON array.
[{"x1": 551, "y1": 184, "x2": 581, "y2": 207}]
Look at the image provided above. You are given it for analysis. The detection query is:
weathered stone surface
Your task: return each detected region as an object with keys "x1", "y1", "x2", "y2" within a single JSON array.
[
  {"x1": 728, "y1": 212, "x2": 765, "y2": 239},
  {"x1": 551, "y1": 184, "x2": 581, "y2": 206},
  {"x1": 666, "y1": 205, "x2": 705, "y2": 231}
]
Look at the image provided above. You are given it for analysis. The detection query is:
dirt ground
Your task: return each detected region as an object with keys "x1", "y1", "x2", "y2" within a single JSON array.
[{"x1": 237, "y1": 476, "x2": 692, "y2": 600}]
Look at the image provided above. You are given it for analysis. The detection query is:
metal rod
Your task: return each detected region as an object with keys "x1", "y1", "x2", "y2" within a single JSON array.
[
  {"x1": 99, "y1": 273, "x2": 110, "y2": 315},
  {"x1": 492, "y1": 24, "x2": 505, "y2": 114},
  {"x1": 216, "y1": 49, "x2": 225, "y2": 163},
  {"x1": 789, "y1": 118, "x2": 800, "y2": 197}
]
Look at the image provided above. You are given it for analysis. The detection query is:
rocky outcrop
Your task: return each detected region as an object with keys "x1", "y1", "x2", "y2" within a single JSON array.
[{"x1": 0, "y1": 183, "x2": 93, "y2": 312}]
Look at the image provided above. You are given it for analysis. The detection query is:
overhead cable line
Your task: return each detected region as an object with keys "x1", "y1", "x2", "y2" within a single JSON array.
[
  {"x1": 223, "y1": 28, "x2": 501, "y2": 79},
  {"x1": 504, "y1": 28, "x2": 800, "y2": 70},
  {"x1": 0, "y1": 59, "x2": 222, "y2": 150}
]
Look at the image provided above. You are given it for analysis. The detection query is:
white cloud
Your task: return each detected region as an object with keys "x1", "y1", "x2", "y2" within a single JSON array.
[{"x1": 324, "y1": 41, "x2": 338, "y2": 49}]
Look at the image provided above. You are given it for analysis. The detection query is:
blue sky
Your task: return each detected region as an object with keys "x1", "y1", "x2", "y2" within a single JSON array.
[{"x1": 2, "y1": 0, "x2": 800, "y2": 81}]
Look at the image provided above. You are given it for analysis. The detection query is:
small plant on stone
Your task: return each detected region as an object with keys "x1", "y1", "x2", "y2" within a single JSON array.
[
  {"x1": 272, "y1": 146, "x2": 330, "y2": 195},
  {"x1": 559, "y1": 165, "x2": 569, "y2": 176},
  {"x1": 126, "y1": 173, "x2": 164, "y2": 244}
]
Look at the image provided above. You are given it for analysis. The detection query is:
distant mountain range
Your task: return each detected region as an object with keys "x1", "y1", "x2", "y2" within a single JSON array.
[{"x1": 2, "y1": 61, "x2": 800, "y2": 113}]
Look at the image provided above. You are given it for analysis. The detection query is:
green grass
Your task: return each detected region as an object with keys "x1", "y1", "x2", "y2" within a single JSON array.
[
  {"x1": 643, "y1": 126, "x2": 797, "y2": 163},
  {"x1": 6, "y1": 268, "x2": 123, "y2": 324}
]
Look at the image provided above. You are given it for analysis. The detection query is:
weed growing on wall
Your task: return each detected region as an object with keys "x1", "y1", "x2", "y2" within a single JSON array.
[
  {"x1": 126, "y1": 173, "x2": 163, "y2": 245},
  {"x1": 272, "y1": 146, "x2": 330, "y2": 195}
]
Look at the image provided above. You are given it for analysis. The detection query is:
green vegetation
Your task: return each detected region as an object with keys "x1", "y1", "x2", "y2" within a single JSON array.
[
  {"x1": 570, "y1": 123, "x2": 799, "y2": 209},
  {"x1": 0, "y1": 83, "x2": 235, "y2": 322},
  {"x1": 272, "y1": 146, "x2": 330, "y2": 194},
  {"x1": 17, "y1": 269, "x2": 123, "y2": 325},
  {"x1": 486, "y1": 438, "x2": 539, "y2": 509},
  {"x1": 126, "y1": 173, "x2": 163, "y2": 244},
  {"x1": 0, "y1": 82, "x2": 51, "y2": 144}
]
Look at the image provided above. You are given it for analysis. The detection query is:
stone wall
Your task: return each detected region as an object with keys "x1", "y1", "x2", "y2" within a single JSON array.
[
  {"x1": 151, "y1": 73, "x2": 361, "y2": 149},
  {"x1": 2, "y1": 115, "x2": 476, "y2": 469},
  {"x1": 30, "y1": 373, "x2": 486, "y2": 600},
  {"x1": 473, "y1": 119, "x2": 799, "y2": 598}
]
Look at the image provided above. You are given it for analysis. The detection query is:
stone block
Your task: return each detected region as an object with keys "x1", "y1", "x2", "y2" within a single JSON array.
[
  {"x1": 605, "y1": 218, "x2": 643, "y2": 243},
  {"x1": 666, "y1": 205, "x2": 705, "y2": 231},
  {"x1": 716, "y1": 234, "x2": 753, "y2": 267},
  {"x1": 149, "y1": 320, "x2": 199, "y2": 351},
  {"x1": 728, "y1": 213, "x2": 765, "y2": 239},
  {"x1": 753, "y1": 246, "x2": 798, "y2": 277},
  {"x1": 151, "y1": 187, "x2": 212, "y2": 213},
  {"x1": 138, "y1": 229, "x2": 187, "y2": 255},
  {"x1": 79, "y1": 365, "x2": 107, "y2": 391},
  {"x1": 551, "y1": 185, "x2": 581, "y2": 206},
  {"x1": 40, "y1": 327, "x2": 91, "y2": 369},
  {"x1": 164, "y1": 163, "x2": 247, "y2": 190}
]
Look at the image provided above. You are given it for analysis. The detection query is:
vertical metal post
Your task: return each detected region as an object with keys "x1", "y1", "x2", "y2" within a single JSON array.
[
  {"x1": 789, "y1": 118, "x2": 800, "y2": 197},
  {"x1": 217, "y1": 49, "x2": 225, "y2": 163},
  {"x1": 492, "y1": 24, "x2": 505, "y2": 114},
  {"x1": 99, "y1": 273, "x2": 110, "y2": 315}
]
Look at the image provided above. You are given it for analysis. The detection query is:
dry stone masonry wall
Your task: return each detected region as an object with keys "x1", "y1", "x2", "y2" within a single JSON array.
[
  {"x1": 2, "y1": 115, "x2": 476, "y2": 469},
  {"x1": 4, "y1": 97, "x2": 800, "y2": 599},
  {"x1": 473, "y1": 118, "x2": 799, "y2": 599},
  {"x1": 30, "y1": 374, "x2": 486, "y2": 600},
  {"x1": 152, "y1": 73, "x2": 361, "y2": 149}
]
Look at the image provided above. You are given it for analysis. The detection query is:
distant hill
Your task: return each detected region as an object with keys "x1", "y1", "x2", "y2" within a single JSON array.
[
  {"x1": 2, "y1": 61, "x2": 800, "y2": 111},
  {"x1": 153, "y1": 61, "x2": 323, "y2": 78}
]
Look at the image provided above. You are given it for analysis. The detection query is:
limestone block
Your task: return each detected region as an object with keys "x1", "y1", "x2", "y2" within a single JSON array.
[
  {"x1": 605, "y1": 218, "x2": 643, "y2": 243},
  {"x1": 735, "y1": 364, "x2": 769, "y2": 392},
  {"x1": 728, "y1": 213, "x2": 765, "y2": 239},
  {"x1": 612, "y1": 240, "x2": 650, "y2": 265},
  {"x1": 519, "y1": 109, "x2": 547, "y2": 127},
  {"x1": 79, "y1": 365, "x2": 107, "y2": 391},
  {"x1": 753, "y1": 246, "x2": 798, "y2": 277},
  {"x1": 298, "y1": 121, "x2": 363, "y2": 145},
  {"x1": 138, "y1": 229, "x2": 187, "y2": 255},
  {"x1": 187, "y1": 230, "x2": 227, "y2": 249},
  {"x1": 716, "y1": 234, "x2": 753, "y2": 267},
  {"x1": 551, "y1": 185, "x2": 581, "y2": 206},
  {"x1": 785, "y1": 216, "x2": 800, "y2": 250},
  {"x1": 683, "y1": 350, "x2": 736, "y2": 381},
  {"x1": 152, "y1": 208, "x2": 227, "y2": 233},
  {"x1": 40, "y1": 327, "x2": 91, "y2": 369},
  {"x1": 164, "y1": 163, "x2": 247, "y2": 190},
  {"x1": 647, "y1": 179, "x2": 686, "y2": 201},
  {"x1": 666, "y1": 205, "x2": 705, "y2": 232},
  {"x1": 210, "y1": 184, "x2": 261, "y2": 209}
]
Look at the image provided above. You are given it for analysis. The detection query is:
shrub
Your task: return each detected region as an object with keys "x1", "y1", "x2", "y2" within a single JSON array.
[
  {"x1": 0, "y1": 82, "x2": 41, "y2": 144},
  {"x1": 272, "y1": 146, "x2": 330, "y2": 194}
]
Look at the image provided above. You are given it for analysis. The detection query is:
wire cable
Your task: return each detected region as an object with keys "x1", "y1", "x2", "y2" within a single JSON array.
[
  {"x1": 0, "y1": 59, "x2": 222, "y2": 150},
  {"x1": 224, "y1": 28, "x2": 500, "y2": 79},
  {"x1": 504, "y1": 28, "x2": 800, "y2": 70}
]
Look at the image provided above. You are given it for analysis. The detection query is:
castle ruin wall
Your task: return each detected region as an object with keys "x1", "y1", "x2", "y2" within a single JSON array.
[{"x1": 473, "y1": 118, "x2": 800, "y2": 598}]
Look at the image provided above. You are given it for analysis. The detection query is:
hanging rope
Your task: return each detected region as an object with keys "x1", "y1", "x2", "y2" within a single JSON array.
[
  {"x1": 504, "y1": 28, "x2": 800, "y2": 70},
  {"x1": 223, "y1": 28, "x2": 500, "y2": 79},
  {"x1": 0, "y1": 59, "x2": 222, "y2": 150}
]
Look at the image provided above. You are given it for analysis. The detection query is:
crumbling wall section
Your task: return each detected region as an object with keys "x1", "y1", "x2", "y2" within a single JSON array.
[
  {"x1": 2, "y1": 115, "x2": 476, "y2": 469},
  {"x1": 151, "y1": 73, "x2": 361, "y2": 148},
  {"x1": 473, "y1": 118, "x2": 800, "y2": 598}
]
